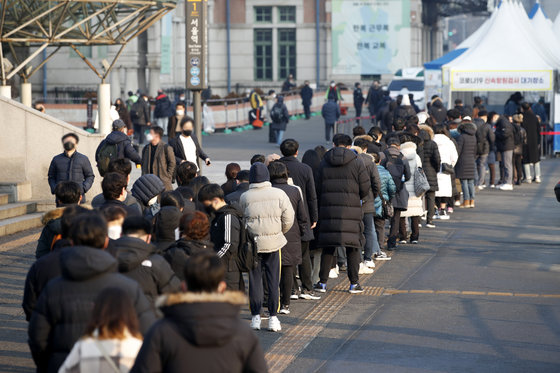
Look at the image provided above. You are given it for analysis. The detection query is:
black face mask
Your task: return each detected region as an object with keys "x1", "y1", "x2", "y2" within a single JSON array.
[
  {"x1": 182, "y1": 130, "x2": 192, "y2": 137},
  {"x1": 63, "y1": 142, "x2": 75, "y2": 151},
  {"x1": 204, "y1": 205, "x2": 214, "y2": 214}
]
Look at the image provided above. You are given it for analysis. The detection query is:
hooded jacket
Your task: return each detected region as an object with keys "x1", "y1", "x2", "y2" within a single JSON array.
[
  {"x1": 270, "y1": 96, "x2": 290, "y2": 131},
  {"x1": 316, "y1": 147, "x2": 370, "y2": 249},
  {"x1": 279, "y1": 155, "x2": 319, "y2": 224},
  {"x1": 358, "y1": 153, "x2": 381, "y2": 214},
  {"x1": 375, "y1": 165, "x2": 397, "y2": 218},
  {"x1": 163, "y1": 239, "x2": 214, "y2": 281},
  {"x1": 95, "y1": 130, "x2": 142, "y2": 164},
  {"x1": 141, "y1": 142, "x2": 176, "y2": 191},
  {"x1": 35, "y1": 208, "x2": 65, "y2": 259},
  {"x1": 475, "y1": 119, "x2": 495, "y2": 156},
  {"x1": 47, "y1": 152, "x2": 95, "y2": 196},
  {"x1": 418, "y1": 125, "x2": 441, "y2": 191},
  {"x1": 400, "y1": 142, "x2": 424, "y2": 217},
  {"x1": 455, "y1": 122, "x2": 478, "y2": 179},
  {"x1": 428, "y1": 98, "x2": 447, "y2": 124},
  {"x1": 382, "y1": 146, "x2": 411, "y2": 211},
  {"x1": 271, "y1": 178, "x2": 310, "y2": 266},
  {"x1": 153, "y1": 206, "x2": 183, "y2": 253},
  {"x1": 115, "y1": 236, "x2": 182, "y2": 304},
  {"x1": 28, "y1": 246, "x2": 155, "y2": 373},
  {"x1": 132, "y1": 174, "x2": 166, "y2": 207},
  {"x1": 130, "y1": 292, "x2": 267, "y2": 373},
  {"x1": 434, "y1": 134, "x2": 458, "y2": 198},
  {"x1": 495, "y1": 116, "x2": 515, "y2": 152}
]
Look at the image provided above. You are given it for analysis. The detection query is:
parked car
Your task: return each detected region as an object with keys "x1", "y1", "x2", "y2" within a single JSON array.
[{"x1": 388, "y1": 67, "x2": 426, "y2": 110}]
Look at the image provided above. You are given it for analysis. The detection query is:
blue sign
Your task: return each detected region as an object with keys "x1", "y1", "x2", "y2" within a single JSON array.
[
  {"x1": 190, "y1": 67, "x2": 200, "y2": 76},
  {"x1": 190, "y1": 76, "x2": 200, "y2": 86},
  {"x1": 190, "y1": 57, "x2": 199, "y2": 66}
]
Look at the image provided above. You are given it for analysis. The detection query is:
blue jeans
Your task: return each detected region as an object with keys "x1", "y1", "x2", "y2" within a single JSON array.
[
  {"x1": 476, "y1": 154, "x2": 488, "y2": 186},
  {"x1": 363, "y1": 213, "x2": 380, "y2": 261},
  {"x1": 461, "y1": 179, "x2": 475, "y2": 200},
  {"x1": 275, "y1": 130, "x2": 285, "y2": 145}
]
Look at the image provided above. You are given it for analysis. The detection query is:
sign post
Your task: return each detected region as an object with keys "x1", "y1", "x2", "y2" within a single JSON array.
[{"x1": 185, "y1": 0, "x2": 207, "y2": 142}]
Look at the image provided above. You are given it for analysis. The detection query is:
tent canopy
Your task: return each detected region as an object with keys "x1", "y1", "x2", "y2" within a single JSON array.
[
  {"x1": 424, "y1": 48, "x2": 467, "y2": 70},
  {"x1": 443, "y1": 0, "x2": 554, "y2": 92}
]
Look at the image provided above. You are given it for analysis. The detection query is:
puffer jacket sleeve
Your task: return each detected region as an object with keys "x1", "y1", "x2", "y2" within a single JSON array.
[
  {"x1": 124, "y1": 139, "x2": 142, "y2": 164},
  {"x1": 279, "y1": 192, "x2": 295, "y2": 234},
  {"x1": 150, "y1": 254, "x2": 182, "y2": 295},
  {"x1": 403, "y1": 160, "x2": 411, "y2": 182},
  {"x1": 22, "y1": 263, "x2": 38, "y2": 321},
  {"x1": 129, "y1": 324, "x2": 164, "y2": 373},
  {"x1": 295, "y1": 192, "x2": 310, "y2": 238},
  {"x1": 28, "y1": 286, "x2": 53, "y2": 369},
  {"x1": 243, "y1": 334, "x2": 268, "y2": 373},
  {"x1": 370, "y1": 161, "x2": 381, "y2": 199},
  {"x1": 431, "y1": 144, "x2": 441, "y2": 173},
  {"x1": 304, "y1": 167, "x2": 318, "y2": 223},
  {"x1": 357, "y1": 158, "x2": 370, "y2": 200},
  {"x1": 81, "y1": 155, "x2": 95, "y2": 193},
  {"x1": 386, "y1": 173, "x2": 397, "y2": 200},
  {"x1": 47, "y1": 158, "x2": 57, "y2": 194}
]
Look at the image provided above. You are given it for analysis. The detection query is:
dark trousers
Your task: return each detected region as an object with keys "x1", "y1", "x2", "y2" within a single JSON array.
[
  {"x1": 425, "y1": 191, "x2": 436, "y2": 224},
  {"x1": 134, "y1": 123, "x2": 146, "y2": 144},
  {"x1": 388, "y1": 209, "x2": 402, "y2": 248},
  {"x1": 354, "y1": 104, "x2": 362, "y2": 124},
  {"x1": 400, "y1": 216, "x2": 420, "y2": 242},
  {"x1": 224, "y1": 270, "x2": 245, "y2": 292},
  {"x1": 298, "y1": 241, "x2": 313, "y2": 291},
  {"x1": 374, "y1": 217, "x2": 386, "y2": 249},
  {"x1": 513, "y1": 154, "x2": 523, "y2": 183},
  {"x1": 249, "y1": 251, "x2": 280, "y2": 316},
  {"x1": 319, "y1": 247, "x2": 360, "y2": 285},
  {"x1": 280, "y1": 265, "x2": 295, "y2": 306},
  {"x1": 325, "y1": 122, "x2": 335, "y2": 142},
  {"x1": 268, "y1": 125, "x2": 276, "y2": 143},
  {"x1": 303, "y1": 104, "x2": 311, "y2": 119}
]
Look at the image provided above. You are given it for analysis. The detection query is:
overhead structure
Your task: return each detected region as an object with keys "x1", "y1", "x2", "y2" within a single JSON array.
[{"x1": 0, "y1": 0, "x2": 177, "y2": 132}]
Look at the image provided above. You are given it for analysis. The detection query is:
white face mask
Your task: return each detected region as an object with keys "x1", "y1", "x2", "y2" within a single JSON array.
[
  {"x1": 174, "y1": 228, "x2": 180, "y2": 241},
  {"x1": 331, "y1": 83, "x2": 335, "y2": 87},
  {"x1": 108, "y1": 225, "x2": 122, "y2": 240},
  {"x1": 176, "y1": 110, "x2": 185, "y2": 116},
  {"x1": 145, "y1": 133, "x2": 154, "y2": 142}
]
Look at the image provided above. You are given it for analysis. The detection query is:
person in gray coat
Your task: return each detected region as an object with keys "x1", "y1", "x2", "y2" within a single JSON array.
[{"x1": 321, "y1": 99, "x2": 341, "y2": 143}]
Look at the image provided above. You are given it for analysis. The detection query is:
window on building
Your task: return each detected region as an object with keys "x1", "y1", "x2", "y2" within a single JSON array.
[
  {"x1": 278, "y1": 28, "x2": 296, "y2": 80},
  {"x1": 278, "y1": 6, "x2": 296, "y2": 23},
  {"x1": 254, "y1": 29, "x2": 273, "y2": 81},
  {"x1": 255, "y1": 6, "x2": 272, "y2": 23}
]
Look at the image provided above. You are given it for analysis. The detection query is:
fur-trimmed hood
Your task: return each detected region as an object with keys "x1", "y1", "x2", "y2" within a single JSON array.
[
  {"x1": 418, "y1": 124, "x2": 434, "y2": 140},
  {"x1": 41, "y1": 208, "x2": 65, "y2": 225},
  {"x1": 353, "y1": 134, "x2": 374, "y2": 143},
  {"x1": 156, "y1": 291, "x2": 248, "y2": 348}
]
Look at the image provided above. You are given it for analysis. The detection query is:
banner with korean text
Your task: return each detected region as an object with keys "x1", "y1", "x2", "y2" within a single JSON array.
[
  {"x1": 450, "y1": 70, "x2": 553, "y2": 91},
  {"x1": 331, "y1": 0, "x2": 411, "y2": 75}
]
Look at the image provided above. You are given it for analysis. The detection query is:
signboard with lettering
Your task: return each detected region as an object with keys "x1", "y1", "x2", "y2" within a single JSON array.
[
  {"x1": 186, "y1": 0, "x2": 207, "y2": 90},
  {"x1": 450, "y1": 70, "x2": 553, "y2": 91}
]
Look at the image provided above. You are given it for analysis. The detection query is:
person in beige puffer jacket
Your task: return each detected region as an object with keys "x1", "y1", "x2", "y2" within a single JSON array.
[{"x1": 239, "y1": 162, "x2": 294, "y2": 332}]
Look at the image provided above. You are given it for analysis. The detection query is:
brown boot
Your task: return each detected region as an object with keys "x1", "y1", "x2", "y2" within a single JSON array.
[
  {"x1": 460, "y1": 201, "x2": 469, "y2": 208},
  {"x1": 469, "y1": 200, "x2": 475, "y2": 208}
]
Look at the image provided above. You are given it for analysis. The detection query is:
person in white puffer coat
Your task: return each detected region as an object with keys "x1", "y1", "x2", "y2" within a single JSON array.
[
  {"x1": 399, "y1": 136, "x2": 423, "y2": 244},
  {"x1": 433, "y1": 124, "x2": 458, "y2": 220}
]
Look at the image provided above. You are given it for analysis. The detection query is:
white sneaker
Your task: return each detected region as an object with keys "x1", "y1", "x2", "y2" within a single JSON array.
[
  {"x1": 535, "y1": 177, "x2": 541, "y2": 184},
  {"x1": 364, "y1": 260, "x2": 376, "y2": 269},
  {"x1": 374, "y1": 251, "x2": 391, "y2": 261},
  {"x1": 499, "y1": 183, "x2": 513, "y2": 191},
  {"x1": 251, "y1": 315, "x2": 261, "y2": 330},
  {"x1": 359, "y1": 262, "x2": 374, "y2": 274},
  {"x1": 335, "y1": 264, "x2": 340, "y2": 275},
  {"x1": 329, "y1": 268, "x2": 339, "y2": 278},
  {"x1": 268, "y1": 316, "x2": 281, "y2": 332}
]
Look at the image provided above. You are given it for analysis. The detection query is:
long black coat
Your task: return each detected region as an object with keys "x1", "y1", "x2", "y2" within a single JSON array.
[
  {"x1": 168, "y1": 134, "x2": 209, "y2": 166},
  {"x1": 495, "y1": 116, "x2": 515, "y2": 152},
  {"x1": 130, "y1": 292, "x2": 267, "y2": 373},
  {"x1": 418, "y1": 126, "x2": 441, "y2": 191},
  {"x1": 271, "y1": 179, "x2": 310, "y2": 266},
  {"x1": 115, "y1": 236, "x2": 182, "y2": 304},
  {"x1": 522, "y1": 110, "x2": 541, "y2": 164},
  {"x1": 300, "y1": 85, "x2": 313, "y2": 106},
  {"x1": 316, "y1": 147, "x2": 369, "y2": 249},
  {"x1": 358, "y1": 153, "x2": 381, "y2": 214},
  {"x1": 28, "y1": 246, "x2": 156, "y2": 373},
  {"x1": 279, "y1": 156, "x2": 319, "y2": 223},
  {"x1": 47, "y1": 151, "x2": 95, "y2": 195},
  {"x1": 455, "y1": 122, "x2": 478, "y2": 180}
]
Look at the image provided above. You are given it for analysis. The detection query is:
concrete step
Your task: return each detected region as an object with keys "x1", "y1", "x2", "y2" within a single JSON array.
[
  {"x1": 0, "y1": 194, "x2": 8, "y2": 206},
  {"x1": 0, "y1": 202, "x2": 37, "y2": 220},
  {"x1": 0, "y1": 213, "x2": 43, "y2": 237}
]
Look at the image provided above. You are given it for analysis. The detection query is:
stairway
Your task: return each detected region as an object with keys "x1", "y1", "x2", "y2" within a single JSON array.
[{"x1": 0, "y1": 189, "x2": 43, "y2": 237}]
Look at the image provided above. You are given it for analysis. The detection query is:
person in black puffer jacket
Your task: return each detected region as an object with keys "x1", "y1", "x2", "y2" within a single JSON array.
[
  {"x1": 269, "y1": 162, "x2": 310, "y2": 313},
  {"x1": 132, "y1": 174, "x2": 166, "y2": 222},
  {"x1": 95, "y1": 119, "x2": 142, "y2": 167},
  {"x1": 163, "y1": 211, "x2": 214, "y2": 281},
  {"x1": 474, "y1": 111, "x2": 495, "y2": 188},
  {"x1": 418, "y1": 125, "x2": 441, "y2": 226},
  {"x1": 152, "y1": 191, "x2": 184, "y2": 253},
  {"x1": 316, "y1": 134, "x2": 370, "y2": 293},
  {"x1": 428, "y1": 97, "x2": 447, "y2": 124},
  {"x1": 23, "y1": 205, "x2": 88, "y2": 321},
  {"x1": 115, "y1": 217, "x2": 181, "y2": 305},
  {"x1": 495, "y1": 115, "x2": 515, "y2": 188},
  {"x1": 130, "y1": 252, "x2": 267, "y2": 373},
  {"x1": 28, "y1": 212, "x2": 156, "y2": 373},
  {"x1": 455, "y1": 120, "x2": 478, "y2": 207}
]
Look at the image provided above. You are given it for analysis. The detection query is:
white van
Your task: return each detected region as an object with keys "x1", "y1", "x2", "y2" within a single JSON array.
[{"x1": 388, "y1": 67, "x2": 426, "y2": 110}]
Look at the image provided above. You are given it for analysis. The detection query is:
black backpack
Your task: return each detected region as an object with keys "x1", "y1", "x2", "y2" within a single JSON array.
[
  {"x1": 270, "y1": 105, "x2": 285, "y2": 123},
  {"x1": 96, "y1": 141, "x2": 118, "y2": 177},
  {"x1": 512, "y1": 123, "x2": 523, "y2": 146},
  {"x1": 382, "y1": 150, "x2": 406, "y2": 191},
  {"x1": 236, "y1": 222, "x2": 259, "y2": 272},
  {"x1": 130, "y1": 100, "x2": 143, "y2": 121}
]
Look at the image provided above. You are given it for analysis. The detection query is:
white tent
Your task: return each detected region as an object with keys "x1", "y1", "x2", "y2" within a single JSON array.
[
  {"x1": 554, "y1": 10, "x2": 560, "y2": 37},
  {"x1": 521, "y1": 1, "x2": 560, "y2": 68},
  {"x1": 443, "y1": 0, "x2": 554, "y2": 92}
]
